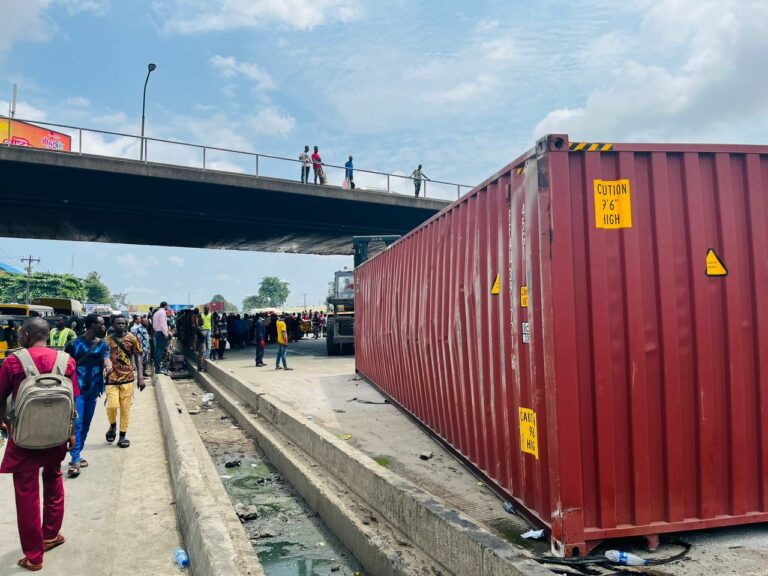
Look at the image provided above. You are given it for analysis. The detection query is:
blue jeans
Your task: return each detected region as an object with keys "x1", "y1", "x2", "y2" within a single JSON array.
[
  {"x1": 255, "y1": 342, "x2": 264, "y2": 365},
  {"x1": 154, "y1": 332, "x2": 168, "y2": 372},
  {"x1": 204, "y1": 329, "x2": 212, "y2": 359},
  {"x1": 71, "y1": 394, "x2": 98, "y2": 464},
  {"x1": 276, "y1": 344, "x2": 288, "y2": 368}
]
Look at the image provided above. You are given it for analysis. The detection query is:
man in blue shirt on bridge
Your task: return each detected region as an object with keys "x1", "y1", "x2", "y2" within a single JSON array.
[{"x1": 344, "y1": 156, "x2": 354, "y2": 189}]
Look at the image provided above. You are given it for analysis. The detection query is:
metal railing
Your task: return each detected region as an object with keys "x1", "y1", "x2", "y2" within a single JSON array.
[{"x1": 3, "y1": 117, "x2": 475, "y2": 200}]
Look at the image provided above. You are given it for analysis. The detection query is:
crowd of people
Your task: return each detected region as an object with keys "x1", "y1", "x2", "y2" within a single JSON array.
[
  {"x1": 0, "y1": 314, "x2": 148, "y2": 570},
  {"x1": 0, "y1": 301, "x2": 333, "y2": 570},
  {"x1": 298, "y1": 145, "x2": 430, "y2": 197}
]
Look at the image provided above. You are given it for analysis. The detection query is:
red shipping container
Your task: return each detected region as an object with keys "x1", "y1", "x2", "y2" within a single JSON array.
[{"x1": 355, "y1": 135, "x2": 768, "y2": 556}]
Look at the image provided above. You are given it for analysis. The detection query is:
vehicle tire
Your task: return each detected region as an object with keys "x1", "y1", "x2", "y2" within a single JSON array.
[{"x1": 326, "y1": 328, "x2": 337, "y2": 356}]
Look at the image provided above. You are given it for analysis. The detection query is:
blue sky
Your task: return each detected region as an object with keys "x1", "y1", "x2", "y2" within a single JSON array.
[{"x1": 1, "y1": 0, "x2": 766, "y2": 307}]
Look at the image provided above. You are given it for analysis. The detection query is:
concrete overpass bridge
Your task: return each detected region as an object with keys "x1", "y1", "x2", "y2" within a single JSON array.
[{"x1": 0, "y1": 143, "x2": 459, "y2": 255}]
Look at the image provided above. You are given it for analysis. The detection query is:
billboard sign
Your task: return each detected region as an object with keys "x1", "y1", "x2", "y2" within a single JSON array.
[{"x1": 0, "y1": 118, "x2": 72, "y2": 151}]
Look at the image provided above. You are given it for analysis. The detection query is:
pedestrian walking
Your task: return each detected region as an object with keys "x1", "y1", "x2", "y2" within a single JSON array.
[
  {"x1": 312, "y1": 146, "x2": 323, "y2": 185},
  {"x1": 201, "y1": 306, "x2": 213, "y2": 359},
  {"x1": 254, "y1": 314, "x2": 266, "y2": 367},
  {"x1": 193, "y1": 311, "x2": 207, "y2": 372},
  {"x1": 214, "y1": 314, "x2": 228, "y2": 359},
  {"x1": 64, "y1": 313, "x2": 111, "y2": 478},
  {"x1": 130, "y1": 314, "x2": 150, "y2": 376},
  {"x1": 152, "y1": 301, "x2": 169, "y2": 375},
  {"x1": 105, "y1": 315, "x2": 144, "y2": 449},
  {"x1": 299, "y1": 145, "x2": 311, "y2": 183},
  {"x1": 48, "y1": 315, "x2": 76, "y2": 348},
  {"x1": 344, "y1": 155, "x2": 355, "y2": 189},
  {"x1": 411, "y1": 164, "x2": 429, "y2": 197},
  {"x1": 275, "y1": 315, "x2": 292, "y2": 370},
  {"x1": 0, "y1": 318, "x2": 79, "y2": 572}
]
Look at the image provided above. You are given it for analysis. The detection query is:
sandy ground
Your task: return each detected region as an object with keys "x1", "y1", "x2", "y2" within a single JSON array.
[{"x1": 0, "y1": 380, "x2": 182, "y2": 576}]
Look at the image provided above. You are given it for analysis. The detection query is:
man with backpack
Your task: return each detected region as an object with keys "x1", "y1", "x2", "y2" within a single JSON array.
[
  {"x1": 105, "y1": 315, "x2": 144, "y2": 448},
  {"x1": 0, "y1": 317, "x2": 79, "y2": 572},
  {"x1": 65, "y1": 313, "x2": 111, "y2": 478}
]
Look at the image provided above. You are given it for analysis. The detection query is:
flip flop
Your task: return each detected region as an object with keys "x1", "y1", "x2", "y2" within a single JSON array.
[
  {"x1": 67, "y1": 463, "x2": 80, "y2": 478},
  {"x1": 43, "y1": 534, "x2": 66, "y2": 551},
  {"x1": 17, "y1": 558, "x2": 42, "y2": 571}
]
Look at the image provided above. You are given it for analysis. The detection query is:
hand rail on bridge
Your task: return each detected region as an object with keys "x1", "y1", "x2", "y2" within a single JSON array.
[{"x1": 3, "y1": 117, "x2": 475, "y2": 200}]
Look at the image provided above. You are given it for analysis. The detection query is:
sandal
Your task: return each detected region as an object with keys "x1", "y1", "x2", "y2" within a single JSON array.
[
  {"x1": 43, "y1": 534, "x2": 66, "y2": 551},
  {"x1": 17, "y1": 558, "x2": 42, "y2": 571},
  {"x1": 67, "y1": 463, "x2": 80, "y2": 478},
  {"x1": 106, "y1": 427, "x2": 117, "y2": 443},
  {"x1": 117, "y1": 437, "x2": 130, "y2": 448}
]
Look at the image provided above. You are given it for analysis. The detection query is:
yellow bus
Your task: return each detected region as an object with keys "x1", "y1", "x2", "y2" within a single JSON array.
[{"x1": 0, "y1": 304, "x2": 55, "y2": 317}]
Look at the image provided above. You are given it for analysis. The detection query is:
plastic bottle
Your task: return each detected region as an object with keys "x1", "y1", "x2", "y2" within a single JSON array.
[
  {"x1": 604, "y1": 550, "x2": 647, "y2": 566},
  {"x1": 174, "y1": 547, "x2": 189, "y2": 568}
]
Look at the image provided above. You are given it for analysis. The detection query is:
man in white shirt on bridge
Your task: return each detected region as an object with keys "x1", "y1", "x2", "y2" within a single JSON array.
[{"x1": 299, "y1": 145, "x2": 310, "y2": 183}]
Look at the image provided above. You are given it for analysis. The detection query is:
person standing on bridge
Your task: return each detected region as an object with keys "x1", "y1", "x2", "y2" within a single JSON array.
[
  {"x1": 300, "y1": 145, "x2": 311, "y2": 183},
  {"x1": 344, "y1": 156, "x2": 355, "y2": 189},
  {"x1": 411, "y1": 164, "x2": 429, "y2": 197},
  {"x1": 312, "y1": 146, "x2": 323, "y2": 185}
]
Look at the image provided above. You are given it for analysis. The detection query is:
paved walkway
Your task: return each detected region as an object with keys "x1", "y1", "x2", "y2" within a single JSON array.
[{"x1": 0, "y1": 381, "x2": 181, "y2": 575}]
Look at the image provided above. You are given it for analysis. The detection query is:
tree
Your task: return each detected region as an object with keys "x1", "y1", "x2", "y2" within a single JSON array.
[
  {"x1": 211, "y1": 294, "x2": 238, "y2": 312},
  {"x1": 242, "y1": 295, "x2": 261, "y2": 312},
  {"x1": 0, "y1": 272, "x2": 86, "y2": 303},
  {"x1": 112, "y1": 292, "x2": 129, "y2": 310},
  {"x1": 84, "y1": 271, "x2": 111, "y2": 303},
  {"x1": 252, "y1": 277, "x2": 289, "y2": 309}
]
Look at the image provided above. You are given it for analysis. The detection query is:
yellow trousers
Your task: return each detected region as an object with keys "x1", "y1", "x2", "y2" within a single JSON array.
[{"x1": 106, "y1": 383, "x2": 134, "y2": 433}]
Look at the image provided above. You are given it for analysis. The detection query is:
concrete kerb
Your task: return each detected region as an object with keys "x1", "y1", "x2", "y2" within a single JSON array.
[
  {"x1": 154, "y1": 373, "x2": 265, "y2": 576},
  {"x1": 198, "y1": 361, "x2": 554, "y2": 576}
]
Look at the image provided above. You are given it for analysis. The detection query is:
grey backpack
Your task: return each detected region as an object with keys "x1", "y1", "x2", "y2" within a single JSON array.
[{"x1": 8, "y1": 349, "x2": 76, "y2": 449}]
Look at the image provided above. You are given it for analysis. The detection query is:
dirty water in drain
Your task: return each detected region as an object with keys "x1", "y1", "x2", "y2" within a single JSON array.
[{"x1": 178, "y1": 378, "x2": 363, "y2": 576}]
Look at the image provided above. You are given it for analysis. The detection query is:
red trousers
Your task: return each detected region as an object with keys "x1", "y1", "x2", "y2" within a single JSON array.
[{"x1": 12, "y1": 465, "x2": 64, "y2": 565}]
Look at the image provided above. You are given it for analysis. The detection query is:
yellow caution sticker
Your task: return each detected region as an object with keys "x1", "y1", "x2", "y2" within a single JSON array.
[
  {"x1": 519, "y1": 408, "x2": 538, "y2": 459},
  {"x1": 491, "y1": 274, "x2": 501, "y2": 295},
  {"x1": 520, "y1": 286, "x2": 528, "y2": 308},
  {"x1": 706, "y1": 248, "x2": 728, "y2": 277},
  {"x1": 594, "y1": 178, "x2": 632, "y2": 229}
]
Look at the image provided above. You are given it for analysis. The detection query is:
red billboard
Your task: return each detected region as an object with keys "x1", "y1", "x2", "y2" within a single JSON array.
[{"x1": 0, "y1": 118, "x2": 71, "y2": 151}]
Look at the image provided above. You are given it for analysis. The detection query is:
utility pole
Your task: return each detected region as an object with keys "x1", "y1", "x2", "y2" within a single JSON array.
[
  {"x1": 21, "y1": 254, "x2": 40, "y2": 304},
  {"x1": 302, "y1": 293, "x2": 308, "y2": 312}
]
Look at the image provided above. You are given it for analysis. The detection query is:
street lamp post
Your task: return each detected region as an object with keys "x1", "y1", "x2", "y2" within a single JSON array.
[{"x1": 140, "y1": 63, "x2": 157, "y2": 161}]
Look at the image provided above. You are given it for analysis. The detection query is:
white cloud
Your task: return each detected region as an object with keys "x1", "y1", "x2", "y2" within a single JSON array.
[
  {"x1": 210, "y1": 55, "x2": 276, "y2": 92},
  {"x1": 167, "y1": 256, "x2": 185, "y2": 267},
  {"x1": 65, "y1": 96, "x2": 91, "y2": 108},
  {"x1": 59, "y1": 0, "x2": 110, "y2": 16},
  {"x1": 117, "y1": 254, "x2": 159, "y2": 267},
  {"x1": 156, "y1": 0, "x2": 363, "y2": 33},
  {"x1": 247, "y1": 107, "x2": 295, "y2": 137},
  {"x1": 0, "y1": 100, "x2": 49, "y2": 122},
  {"x1": 424, "y1": 75, "x2": 499, "y2": 105},
  {"x1": 534, "y1": 0, "x2": 768, "y2": 142},
  {"x1": 0, "y1": 1, "x2": 52, "y2": 56}
]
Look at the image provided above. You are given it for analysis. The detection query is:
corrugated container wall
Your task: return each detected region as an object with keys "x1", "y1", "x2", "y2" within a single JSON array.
[{"x1": 355, "y1": 135, "x2": 768, "y2": 556}]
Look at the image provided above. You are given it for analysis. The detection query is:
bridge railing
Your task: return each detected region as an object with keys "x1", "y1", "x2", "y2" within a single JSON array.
[{"x1": 4, "y1": 118, "x2": 474, "y2": 201}]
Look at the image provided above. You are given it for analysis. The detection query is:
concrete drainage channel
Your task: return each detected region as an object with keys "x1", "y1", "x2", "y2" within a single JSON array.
[
  {"x1": 178, "y1": 375, "x2": 364, "y2": 576},
  {"x1": 177, "y1": 359, "x2": 555, "y2": 576}
]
